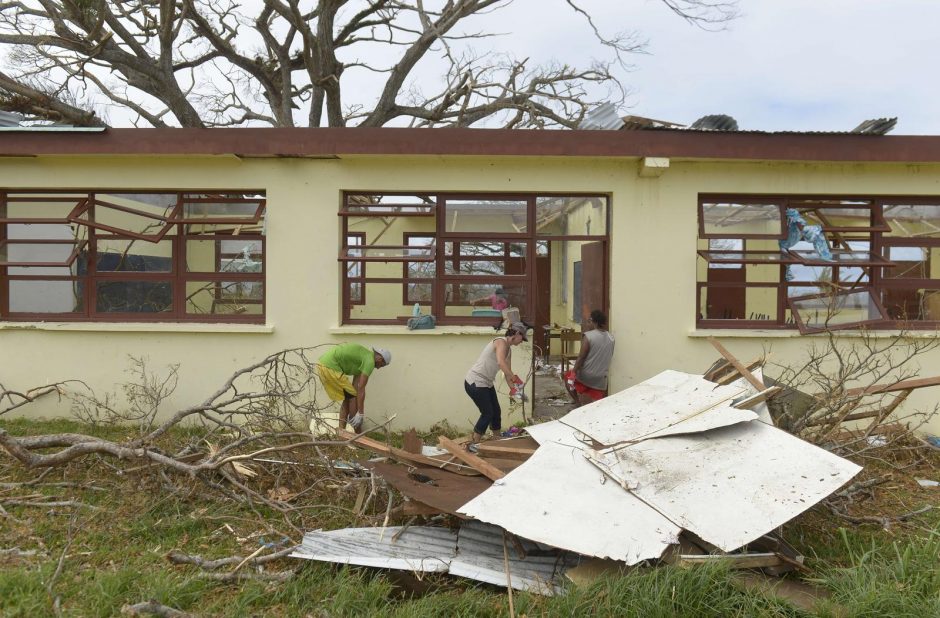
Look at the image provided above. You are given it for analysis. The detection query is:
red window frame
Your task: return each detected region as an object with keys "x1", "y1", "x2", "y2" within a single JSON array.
[
  {"x1": 696, "y1": 194, "x2": 940, "y2": 331},
  {"x1": 0, "y1": 190, "x2": 265, "y2": 323},
  {"x1": 340, "y1": 192, "x2": 610, "y2": 326}
]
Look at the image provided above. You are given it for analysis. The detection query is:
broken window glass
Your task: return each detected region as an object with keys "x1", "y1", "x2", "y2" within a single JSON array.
[
  {"x1": 700, "y1": 200, "x2": 785, "y2": 238},
  {"x1": 95, "y1": 280, "x2": 173, "y2": 314}
]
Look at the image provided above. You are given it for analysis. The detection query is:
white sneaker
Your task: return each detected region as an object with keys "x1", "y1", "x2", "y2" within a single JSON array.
[{"x1": 467, "y1": 442, "x2": 480, "y2": 454}]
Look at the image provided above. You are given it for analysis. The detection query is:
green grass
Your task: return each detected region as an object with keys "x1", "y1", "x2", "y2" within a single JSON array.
[
  {"x1": 811, "y1": 527, "x2": 940, "y2": 618},
  {"x1": 3, "y1": 418, "x2": 939, "y2": 616}
]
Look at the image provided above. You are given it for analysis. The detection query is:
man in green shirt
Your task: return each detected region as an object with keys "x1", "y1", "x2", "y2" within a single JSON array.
[{"x1": 317, "y1": 343, "x2": 391, "y2": 432}]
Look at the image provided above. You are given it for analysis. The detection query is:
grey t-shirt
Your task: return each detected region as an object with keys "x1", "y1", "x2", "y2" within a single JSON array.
[{"x1": 576, "y1": 329, "x2": 615, "y2": 390}]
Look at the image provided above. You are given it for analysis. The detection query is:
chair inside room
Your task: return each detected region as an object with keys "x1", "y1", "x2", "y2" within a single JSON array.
[{"x1": 560, "y1": 328, "x2": 582, "y2": 374}]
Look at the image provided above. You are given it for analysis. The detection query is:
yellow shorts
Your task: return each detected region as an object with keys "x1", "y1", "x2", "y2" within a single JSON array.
[{"x1": 317, "y1": 365, "x2": 357, "y2": 402}]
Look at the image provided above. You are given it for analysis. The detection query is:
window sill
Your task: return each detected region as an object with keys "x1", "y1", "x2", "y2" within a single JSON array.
[
  {"x1": 689, "y1": 328, "x2": 940, "y2": 339},
  {"x1": 330, "y1": 324, "x2": 498, "y2": 336},
  {"x1": 0, "y1": 321, "x2": 275, "y2": 334}
]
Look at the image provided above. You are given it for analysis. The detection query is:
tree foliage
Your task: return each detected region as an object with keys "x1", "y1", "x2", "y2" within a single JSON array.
[{"x1": 0, "y1": 0, "x2": 736, "y2": 128}]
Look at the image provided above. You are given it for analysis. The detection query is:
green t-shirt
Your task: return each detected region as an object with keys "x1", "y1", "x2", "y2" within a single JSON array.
[{"x1": 319, "y1": 343, "x2": 375, "y2": 377}]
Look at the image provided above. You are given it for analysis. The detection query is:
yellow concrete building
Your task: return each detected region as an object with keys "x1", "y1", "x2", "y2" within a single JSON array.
[{"x1": 3, "y1": 127, "x2": 940, "y2": 434}]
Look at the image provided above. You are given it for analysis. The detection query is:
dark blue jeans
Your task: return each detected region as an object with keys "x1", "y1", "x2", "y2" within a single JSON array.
[{"x1": 465, "y1": 381, "x2": 501, "y2": 435}]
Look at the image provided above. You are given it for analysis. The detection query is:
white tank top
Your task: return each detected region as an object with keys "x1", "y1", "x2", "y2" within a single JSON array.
[{"x1": 465, "y1": 337, "x2": 510, "y2": 388}]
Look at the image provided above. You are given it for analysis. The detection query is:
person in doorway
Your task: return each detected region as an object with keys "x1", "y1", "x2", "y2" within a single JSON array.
[
  {"x1": 464, "y1": 322, "x2": 528, "y2": 452},
  {"x1": 470, "y1": 286, "x2": 509, "y2": 311},
  {"x1": 565, "y1": 309, "x2": 615, "y2": 406},
  {"x1": 317, "y1": 343, "x2": 391, "y2": 433}
]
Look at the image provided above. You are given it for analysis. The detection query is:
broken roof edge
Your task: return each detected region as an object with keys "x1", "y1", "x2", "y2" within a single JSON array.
[{"x1": 5, "y1": 127, "x2": 940, "y2": 164}]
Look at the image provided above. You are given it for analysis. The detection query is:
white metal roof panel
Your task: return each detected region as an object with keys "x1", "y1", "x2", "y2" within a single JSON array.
[
  {"x1": 458, "y1": 442, "x2": 681, "y2": 564},
  {"x1": 558, "y1": 370, "x2": 749, "y2": 446},
  {"x1": 592, "y1": 421, "x2": 862, "y2": 551}
]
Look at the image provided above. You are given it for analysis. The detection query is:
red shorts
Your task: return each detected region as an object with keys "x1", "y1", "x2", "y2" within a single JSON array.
[{"x1": 573, "y1": 379, "x2": 605, "y2": 402}]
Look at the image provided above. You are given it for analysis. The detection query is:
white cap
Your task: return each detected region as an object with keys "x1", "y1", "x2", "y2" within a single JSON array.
[{"x1": 374, "y1": 348, "x2": 392, "y2": 366}]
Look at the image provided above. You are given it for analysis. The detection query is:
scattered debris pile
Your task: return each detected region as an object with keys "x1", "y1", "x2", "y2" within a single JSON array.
[{"x1": 293, "y1": 349, "x2": 862, "y2": 594}]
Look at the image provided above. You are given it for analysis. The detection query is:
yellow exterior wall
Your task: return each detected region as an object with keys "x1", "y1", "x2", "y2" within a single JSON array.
[{"x1": 2, "y1": 153, "x2": 940, "y2": 434}]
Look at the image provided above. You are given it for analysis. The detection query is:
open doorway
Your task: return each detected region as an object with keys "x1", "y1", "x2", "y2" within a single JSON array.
[{"x1": 532, "y1": 238, "x2": 608, "y2": 419}]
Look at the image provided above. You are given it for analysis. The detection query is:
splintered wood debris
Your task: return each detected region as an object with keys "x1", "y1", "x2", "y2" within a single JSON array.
[{"x1": 297, "y1": 352, "x2": 863, "y2": 595}]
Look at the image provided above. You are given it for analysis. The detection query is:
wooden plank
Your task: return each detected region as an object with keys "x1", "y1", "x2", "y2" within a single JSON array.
[
  {"x1": 369, "y1": 462, "x2": 489, "y2": 519},
  {"x1": 401, "y1": 429, "x2": 423, "y2": 454},
  {"x1": 703, "y1": 359, "x2": 732, "y2": 382},
  {"x1": 438, "y1": 436, "x2": 506, "y2": 482},
  {"x1": 714, "y1": 358, "x2": 764, "y2": 385},
  {"x1": 675, "y1": 552, "x2": 783, "y2": 569},
  {"x1": 841, "y1": 374, "x2": 940, "y2": 398},
  {"x1": 476, "y1": 443, "x2": 537, "y2": 461},
  {"x1": 707, "y1": 338, "x2": 766, "y2": 391},
  {"x1": 732, "y1": 386, "x2": 782, "y2": 409},
  {"x1": 337, "y1": 430, "x2": 479, "y2": 476}
]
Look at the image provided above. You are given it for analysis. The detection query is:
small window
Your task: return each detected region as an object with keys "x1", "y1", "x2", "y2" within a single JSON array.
[
  {"x1": 442, "y1": 198, "x2": 528, "y2": 235},
  {"x1": 787, "y1": 288, "x2": 888, "y2": 334},
  {"x1": 342, "y1": 194, "x2": 436, "y2": 216},
  {"x1": 793, "y1": 200, "x2": 888, "y2": 232},
  {"x1": 699, "y1": 199, "x2": 785, "y2": 239},
  {"x1": 535, "y1": 196, "x2": 607, "y2": 236}
]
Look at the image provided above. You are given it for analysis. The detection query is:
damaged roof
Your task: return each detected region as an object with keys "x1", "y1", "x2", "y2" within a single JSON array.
[{"x1": 2, "y1": 125, "x2": 940, "y2": 163}]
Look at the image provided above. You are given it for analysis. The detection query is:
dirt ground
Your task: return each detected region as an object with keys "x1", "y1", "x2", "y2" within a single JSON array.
[{"x1": 532, "y1": 362, "x2": 577, "y2": 420}]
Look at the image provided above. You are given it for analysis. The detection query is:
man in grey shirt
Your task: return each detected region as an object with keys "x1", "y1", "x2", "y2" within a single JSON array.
[{"x1": 565, "y1": 309, "x2": 615, "y2": 407}]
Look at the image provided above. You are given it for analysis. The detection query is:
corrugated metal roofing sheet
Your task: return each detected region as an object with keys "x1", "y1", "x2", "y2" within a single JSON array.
[
  {"x1": 292, "y1": 526, "x2": 455, "y2": 572},
  {"x1": 291, "y1": 522, "x2": 577, "y2": 595}
]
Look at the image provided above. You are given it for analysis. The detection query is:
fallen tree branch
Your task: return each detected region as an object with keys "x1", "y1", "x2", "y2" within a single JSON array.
[
  {"x1": 826, "y1": 503, "x2": 933, "y2": 528},
  {"x1": 198, "y1": 570, "x2": 295, "y2": 583},
  {"x1": 0, "y1": 499, "x2": 99, "y2": 510},
  {"x1": 165, "y1": 545, "x2": 298, "y2": 571}
]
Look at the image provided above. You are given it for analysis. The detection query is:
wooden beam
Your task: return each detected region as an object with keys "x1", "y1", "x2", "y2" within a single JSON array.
[
  {"x1": 475, "y1": 443, "x2": 537, "y2": 461},
  {"x1": 337, "y1": 430, "x2": 478, "y2": 475},
  {"x1": 707, "y1": 338, "x2": 766, "y2": 391},
  {"x1": 714, "y1": 358, "x2": 765, "y2": 386},
  {"x1": 674, "y1": 553, "x2": 783, "y2": 569},
  {"x1": 401, "y1": 429, "x2": 423, "y2": 454},
  {"x1": 733, "y1": 386, "x2": 782, "y2": 409},
  {"x1": 841, "y1": 375, "x2": 940, "y2": 398},
  {"x1": 703, "y1": 359, "x2": 732, "y2": 382},
  {"x1": 438, "y1": 436, "x2": 506, "y2": 482}
]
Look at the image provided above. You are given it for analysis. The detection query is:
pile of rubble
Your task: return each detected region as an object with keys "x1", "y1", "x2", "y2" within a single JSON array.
[{"x1": 292, "y1": 352, "x2": 862, "y2": 595}]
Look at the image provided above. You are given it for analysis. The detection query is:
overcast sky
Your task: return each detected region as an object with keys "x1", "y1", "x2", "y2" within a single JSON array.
[{"x1": 424, "y1": 0, "x2": 940, "y2": 134}]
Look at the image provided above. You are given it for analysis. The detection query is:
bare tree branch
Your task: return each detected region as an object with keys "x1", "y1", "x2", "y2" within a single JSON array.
[{"x1": 0, "y1": 0, "x2": 737, "y2": 127}]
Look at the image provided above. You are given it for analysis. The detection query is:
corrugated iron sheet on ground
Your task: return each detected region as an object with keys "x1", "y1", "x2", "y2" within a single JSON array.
[
  {"x1": 292, "y1": 521, "x2": 577, "y2": 595},
  {"x1": 291, "y1": 526, "x2": 455, "y2": 572}
]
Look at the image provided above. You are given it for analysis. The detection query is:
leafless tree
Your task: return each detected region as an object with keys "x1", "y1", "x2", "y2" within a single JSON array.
[
  {"x1": 0, "y1": 347, "x2": 374, "y2": 520},
  {"x1": 767, "y1": 329, "x2": 940, "y2": 458},
  {"x1": 0, "y1": 0, "x2": 736, "y2": 128}
]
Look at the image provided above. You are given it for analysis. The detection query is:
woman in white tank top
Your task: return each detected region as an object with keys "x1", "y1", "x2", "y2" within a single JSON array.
[{"x1": 464, "y1": 322, "x2": 528, "y2": 450}]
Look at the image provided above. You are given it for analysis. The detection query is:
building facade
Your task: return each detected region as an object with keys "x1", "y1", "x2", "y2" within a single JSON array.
[{"x1": 3, "y1": 127, "x2": 940, "y2": 434}]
